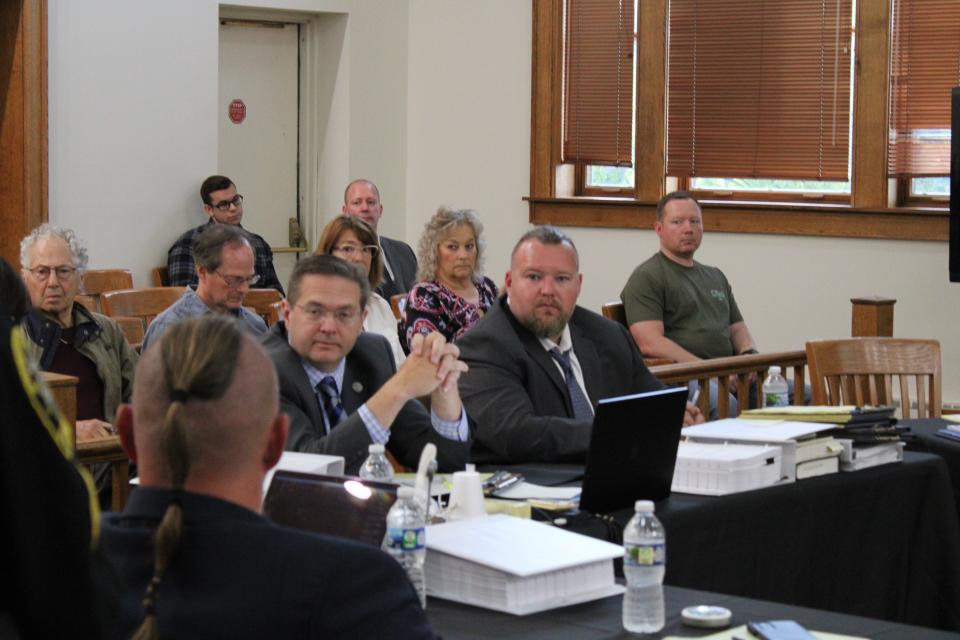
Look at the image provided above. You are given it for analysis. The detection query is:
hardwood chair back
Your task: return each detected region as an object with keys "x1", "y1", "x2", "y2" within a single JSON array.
[
  {"x1": 805, "y1": 338, "x2": 941, "y2": 418},
  {"x1": 99, "y1": 287, "x2": 186, "y2": 327},
  {"x1": 601, "y1": 301, "x2": 627, "y2": 327},
  {"x1": 390, "y1": 293, "x2": 406, "y2": 321},
  {"x1": 243, "y1": 288, "x2": 284, "y2": 324},
  {"x1": 266, "y1": 300, "x2": 284, "y2": 327},
  {"x1": 111, "y1": 316, "x2": 145, "y2": 351},
  {"x1": 81, "y1": 269, "x2": 133, "y2": 295},
  {"x1": 151, "y1": 266, "x2": 170, "y2": 287},
  {"x1": 75, "y1": 294, "x2": 97, "y2": 312}
]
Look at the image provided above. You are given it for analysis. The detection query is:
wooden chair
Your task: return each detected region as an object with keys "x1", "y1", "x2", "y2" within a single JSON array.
[
  {"x1": 99, "y1": 287, "x2": 186, "y2": 327},
  {"x1": 601, "y1": 301, "x2": 627, "y2": 327},
  {"x1": 805, "y1": 338, "x2": 941, "y2": 418},
  {"x1": 390, "y1": 293, "x2": 406, "y2": 321},
  {"x1": 243, "y1": 288, "x2": 284, "y2": 324},
  {"x1": 266, "y1": 300, "x2": 284, "y2": 327},
  {"x1": 112, "y1": 316, "x2": 145, "y2": 351},
  {"x1": 81, "y1": 269, "x2": 133, "y2": 294},
  {"x1": 75, "y1": 294, "x2": 97, "y2": 312},
  {"x1": 152, "y1": 266, "x2": 170, "y2": 286}
]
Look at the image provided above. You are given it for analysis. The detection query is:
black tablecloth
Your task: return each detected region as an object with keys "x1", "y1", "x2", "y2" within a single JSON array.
[
  {"x1": 428, "y1": 585, "x2": 960, "y2": 640},
  {"x1": 508, "y1": 452, "x2": 960, "y2": 631},
  {"x1": 904, "y1": 418, "x2": 960, "y2": 517}
]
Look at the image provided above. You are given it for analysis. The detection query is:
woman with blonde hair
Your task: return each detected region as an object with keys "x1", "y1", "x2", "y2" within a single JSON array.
[
  {"x1": 315, "y1": 215, "x2": 405, "y2": 364},
  {"x1": 401, "y1": 207, "x2": 497, "y2": 349}
]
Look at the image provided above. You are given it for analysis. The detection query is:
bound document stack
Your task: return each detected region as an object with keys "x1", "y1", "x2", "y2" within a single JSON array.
[{"x1": 425, "y1": 514, "x2": 624, "y2": 615}]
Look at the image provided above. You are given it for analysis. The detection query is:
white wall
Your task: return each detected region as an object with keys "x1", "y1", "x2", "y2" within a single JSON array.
[{"x1": 47, "y1": 0, "x2": 960, "y2": 402}]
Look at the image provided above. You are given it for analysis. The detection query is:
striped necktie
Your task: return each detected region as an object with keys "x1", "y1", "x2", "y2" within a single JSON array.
[
  {"x1": 316, "y1": 376, "x2": 344, "y2": 433},
  {"x1": 549, "y1": 348, "x2": 594, "y2": 422}
]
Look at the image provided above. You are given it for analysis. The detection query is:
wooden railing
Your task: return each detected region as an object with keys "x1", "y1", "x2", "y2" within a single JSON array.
[{"x1": 649, "y1": 350, "x2": 808, "y2": 418}]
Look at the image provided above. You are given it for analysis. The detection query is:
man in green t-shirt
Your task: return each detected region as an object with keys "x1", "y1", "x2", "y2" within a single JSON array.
[{"x1": 621, "y1": 191, "x2": 758, "y2": 418}]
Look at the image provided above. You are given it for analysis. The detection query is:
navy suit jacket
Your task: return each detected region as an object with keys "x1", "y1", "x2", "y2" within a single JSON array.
[
  {"x1": 377, "y1": 235, "x2": 418, "y2": 299},
  {"x1": 95, "y1": 488, "x2": 436, "y2": 640},
  {"x1": 456, "y1": 297, "x2": 664, "y2": 464},
  {"x1": 262, "y1": 322, "x2": 471, "y2": 474}
]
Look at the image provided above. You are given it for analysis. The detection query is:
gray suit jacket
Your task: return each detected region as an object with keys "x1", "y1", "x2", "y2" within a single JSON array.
[
  {"x1": 262, "y1": 322, "x2": 471, "y2": 474},
  {"x1": 456, "y1": 297, "x2": 664, "y2": 465},
  {"x1": 378, "y1": 235, "x2": 418, "y2": 299}
]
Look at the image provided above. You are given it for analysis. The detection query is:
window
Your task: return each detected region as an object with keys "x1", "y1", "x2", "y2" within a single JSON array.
[
  {"x1": 528, "y1": 0, "x2": 948, "y2": 241},
  {"x1": 888, "y1": 0, "x2": 960, "y2": 205}
]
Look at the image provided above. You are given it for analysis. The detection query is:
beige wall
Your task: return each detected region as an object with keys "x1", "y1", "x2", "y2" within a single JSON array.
[{"x1": 46, "y1": 0, "x2": 959, "y2": 402}]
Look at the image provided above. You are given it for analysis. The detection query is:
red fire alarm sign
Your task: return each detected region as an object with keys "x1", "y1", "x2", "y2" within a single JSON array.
[{"x1": 228, "y1": 99, "x2": 246, "y2": 124}]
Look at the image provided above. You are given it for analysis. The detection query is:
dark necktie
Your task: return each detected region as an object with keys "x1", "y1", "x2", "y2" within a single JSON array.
[
  {"x1": 316, "y1": 376, "x2": 344, "y2": 433},
  {"x1": 549, "y1": 348, "x2": 594, "y2": 422}
]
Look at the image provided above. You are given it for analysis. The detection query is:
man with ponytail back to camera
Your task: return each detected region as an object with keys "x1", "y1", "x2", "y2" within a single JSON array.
[{"x1": 95, "y1": 316, "x2": 437, "y2": 639}]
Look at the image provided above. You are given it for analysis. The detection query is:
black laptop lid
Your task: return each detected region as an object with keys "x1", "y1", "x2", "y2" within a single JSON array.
[
  {"x1": 578, "y1": 386, "x2": 688, "y2": 514},
  {"x1": 262, "y1": 471, "x2": 398, "y2": 546}
]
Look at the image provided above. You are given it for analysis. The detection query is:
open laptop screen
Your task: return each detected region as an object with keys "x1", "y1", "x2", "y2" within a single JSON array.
[
  {"x1": 578, "y1": 386, "x2": 688, "y2": 514},
  {"x1": 263, "y1": 471, "x2": 398, "y2": 547}
]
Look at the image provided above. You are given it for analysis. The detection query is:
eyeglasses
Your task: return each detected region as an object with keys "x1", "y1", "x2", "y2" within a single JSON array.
[
  {"x1": 333, "y1": 244, "x2": 379, "y2": 258},
  {"x1": 26, "y1": 265, "x2": 77, "y2": 282},
  {"x1": 215, "y1": 271, "x2": 260, "y2": 289},
  {"x1": 295, "y1": 303, "x2": 361, "y2": 324},
  {"x1": 211, "y1": 194, "x2": 244, "y2": 211}
]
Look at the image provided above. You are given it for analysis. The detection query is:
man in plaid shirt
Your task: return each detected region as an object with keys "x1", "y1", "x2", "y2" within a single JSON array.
[{"x1": 166, "y1": 175, "x2": 284, "y2": 294}]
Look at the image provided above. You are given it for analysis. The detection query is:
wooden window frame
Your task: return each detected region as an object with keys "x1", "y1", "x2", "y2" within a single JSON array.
[{"x1": 528, "y1": 0, "x2": 948, "y2": 242}]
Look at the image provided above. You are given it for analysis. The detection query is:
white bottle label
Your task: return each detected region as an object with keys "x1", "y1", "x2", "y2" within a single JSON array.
[{"x1": 624, "y1": 542, "x2": 665, "y2": 567}]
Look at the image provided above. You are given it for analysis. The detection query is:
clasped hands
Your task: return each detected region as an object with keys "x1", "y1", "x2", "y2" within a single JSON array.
[{"x1": 395, "y1": 332, "x2": 468, "y2": 416}]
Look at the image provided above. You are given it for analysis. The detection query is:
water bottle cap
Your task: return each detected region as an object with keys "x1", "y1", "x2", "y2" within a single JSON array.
[
  {"x1": 635, "y1": 500, "x2": 654, "y2": 513},
  {"x1": 397, "y1": 486, "x2": 415, "y2": 499},
  {"x1": 369, "y1": 443, "x2": 385, "y2": 454},
  {"x1": 769, "y1": 366, "x2": 781, "y2": 374}
]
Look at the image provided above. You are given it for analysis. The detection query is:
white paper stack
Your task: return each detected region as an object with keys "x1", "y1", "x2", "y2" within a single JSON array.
[
  {"x1": 425, "y1": 514, "x2": 624, "y2": 615},
  {"x1": 682, "y1": 418, "x2": 835, "y2": 482},
  {"x1": 672, "y1": 441, "x2": 782, "y2": 495},
  {"x1": 837, "y1": 439, "x2": 904, "y2": 471}
]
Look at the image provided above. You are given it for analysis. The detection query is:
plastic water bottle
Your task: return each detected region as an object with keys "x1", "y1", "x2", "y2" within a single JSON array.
[
  {"x1": 763, "y1": 366, "x2": 789, "y2": 407},
  {"x1": 622, "y1": 500, "x2": 665, "y2": 633},
  {"x1": 383, "y1": 486, "x2": 427, "y2": 608},
  {"x1": 359, "y1": 443, "x2": 394, "y2": 482}
]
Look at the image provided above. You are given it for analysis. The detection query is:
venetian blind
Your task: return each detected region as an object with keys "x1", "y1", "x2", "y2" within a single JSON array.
[
  {"x1": 667, "y1": 0, "x2": 853, "y2": 180},
  {"x1": 888, "y1": 0, "x2": 960, "y2": 177},
  {"x1": 563, "y1": 0, "x2": 635, "y2": 167}
]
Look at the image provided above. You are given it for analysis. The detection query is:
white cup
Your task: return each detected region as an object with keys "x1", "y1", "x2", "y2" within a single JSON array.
[{"x1": 446, "y1": 464, "x2": 487, "y2": 521}]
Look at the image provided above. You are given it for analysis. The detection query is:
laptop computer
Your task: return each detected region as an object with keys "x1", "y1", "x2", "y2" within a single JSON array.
[
  {"x1": 262, "y1": 471, "x2": 399, "y2": 546},
  {"x1": 578, "y1": 386, "x2": 688, "y2": 514}
]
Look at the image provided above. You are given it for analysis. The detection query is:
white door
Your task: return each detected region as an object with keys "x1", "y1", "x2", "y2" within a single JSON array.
[{"x1": 218, "y1": 20, "x2": 301, "y2": 292}]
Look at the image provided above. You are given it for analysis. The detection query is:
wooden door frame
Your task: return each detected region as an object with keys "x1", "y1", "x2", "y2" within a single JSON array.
[{"x1": 0, "y1": 0, "x2": 47, "y2": 266}]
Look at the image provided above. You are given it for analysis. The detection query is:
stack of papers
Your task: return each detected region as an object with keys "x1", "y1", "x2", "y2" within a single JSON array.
[{"x1": 425, "y1": 514, "x2": 624, "y2": 614}]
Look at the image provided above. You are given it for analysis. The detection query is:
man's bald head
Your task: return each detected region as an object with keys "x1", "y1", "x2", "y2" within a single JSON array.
[{"x1": 128, "y1": 316, "x2": 282, "y2": 489}]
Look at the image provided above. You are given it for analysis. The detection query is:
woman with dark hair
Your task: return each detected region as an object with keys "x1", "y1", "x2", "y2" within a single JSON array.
[{"x1": 316, "y1": 215, "x2": 405, "y2": 364}]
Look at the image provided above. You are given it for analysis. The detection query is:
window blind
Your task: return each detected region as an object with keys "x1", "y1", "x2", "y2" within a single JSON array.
[
  {"x1": 667, "y1": 0, "x2": 853, "y2": 180},
  {"x1": 563, "y1": 0, "x2": 635, "y2": 167},
  {"x1": 888, "y1": 0, "x2": 960, "y2": 178}
]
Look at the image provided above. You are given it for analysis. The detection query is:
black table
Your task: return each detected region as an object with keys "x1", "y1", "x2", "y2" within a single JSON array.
[
  {"x1": 501, "y1": 452, "x2": 960, "y2": 631},
  {"x1": 428, "y1": 585, "x2": 960, "y2": 639},
  {"x1": 904, "y1": 418, "x2": 960, "y2": 517}
]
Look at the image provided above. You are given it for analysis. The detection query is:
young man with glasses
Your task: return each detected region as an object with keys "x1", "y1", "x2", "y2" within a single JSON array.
[
  {"x1": 261, "y1": 255, "x2": 471, "y2": 474},
  {"x1": 166, "y1": 175, "x2": 284, "y2": 293},
  {"x1": 142, "y1": 225, "x2": 267, "y2": 352}
]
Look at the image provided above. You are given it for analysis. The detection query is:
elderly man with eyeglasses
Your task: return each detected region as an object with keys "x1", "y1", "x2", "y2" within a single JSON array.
[
  {"x1": 261, "y1": 254, "x2": 471, "y2": 474},
  {"x1": 20, "y1": 224, "x2": 139, "y2": 444},
  {"x1": 166, "y1": 175, "x2": 284, "y2": 293},
  {"x1": 142, "y1": 225, "x2": 267, "y2": 353}
]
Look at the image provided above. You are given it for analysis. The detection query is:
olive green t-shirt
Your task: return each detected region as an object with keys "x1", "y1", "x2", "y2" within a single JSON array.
[{"x1": 620, "y1": 252, "x2": 743, "y2": 359}]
